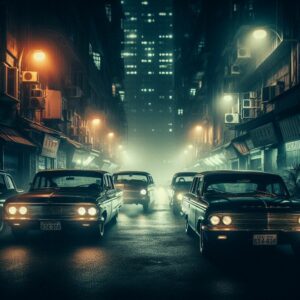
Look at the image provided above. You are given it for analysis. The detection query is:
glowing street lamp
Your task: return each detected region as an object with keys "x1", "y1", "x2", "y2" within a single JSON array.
[
  {"x1": 252, "y1": 29, "x2": 268, "y2": 40},
  {"x1": 195, "y1": 125, "x2": 203, "y2": 132},
  {"x1": 32, "y1": 50, "x2": 46, "y2": 62},
  {"x1": 91, "y1": 118, "x2": 101, "y2": 127},
  {"x1": 108, "y1": 132, "x2": 115, "y2": 139},
  {"x1": 223, "y1": 94, "x2": 234, "y2": 102},
  {"x1": 188, "y1": 144, "x2": 193, "y2": 149}
]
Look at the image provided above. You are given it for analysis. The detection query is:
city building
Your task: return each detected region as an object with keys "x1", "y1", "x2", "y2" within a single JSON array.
[
  {"x1": 121, "y1": 0, "x2": 175, "y2": 173},
  {"x1": 0, "y1": 0, "x2": 126, "y2": 187}
]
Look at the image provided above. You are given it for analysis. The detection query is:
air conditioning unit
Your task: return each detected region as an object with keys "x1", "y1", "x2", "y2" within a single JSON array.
[
  {"x1": 243, "y1": 99, "x2": 251, "y2": 108},
  {"x1": 237, "y1": 47, "x2": 251, "y2": 59},
  {"x1": 225, "y1": 113, "x2": 239, "y2": 124},
  {"x1": 66, "y1": 86, "x2": 83, "y2": 98},
  {"x1": 30, "y1": 88, "x2": 44, "y2": 98},
  {"x1": 29, "y1": 97, "x2": 45, "y2": 109},
  {"x1": 22, "y1": 71, "x2": 39, "y2": 83},
  {"x1": 0, "y1": 63, "x2": 19, "y2": 99},
  {"x1": 242, "y1": 108, "x2": 257, "y2": 119},
  {"x1": 231, "y1": 64, "x2": 240, "y2": 75}
]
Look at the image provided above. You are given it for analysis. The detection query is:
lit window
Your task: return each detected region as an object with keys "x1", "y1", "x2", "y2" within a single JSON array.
[
  {"x1": 169, "y1": 129, "x2": 173, "y2": 132},
  {"x1": 127, "y1": 33, "x2": 137, "y2": 39},
  {"x1": 159, "y1": 12, "x2": 167, "y2": 16},
  {"x1": 141, "y1": 1, "x2": 148, "y2": 5},
  {"x1": 92, "y1": 52, "x2": 101, "y2": 70},
  {"x1": 190, "y1": 88, "x2": 196, "y2": 96},
  {"x1": 178, "y1": 109, "x2": 183, "y2": 115}
]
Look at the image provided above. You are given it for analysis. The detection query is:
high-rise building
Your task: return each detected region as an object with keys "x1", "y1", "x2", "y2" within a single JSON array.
[{"x1": 121, "y1": 0, "x2": 175, "y2": 172}]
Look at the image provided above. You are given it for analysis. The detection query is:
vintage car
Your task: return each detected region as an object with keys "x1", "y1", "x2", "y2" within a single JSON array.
[
  {"x1": 113, "y1": 171, "x2": 155, "y2": 212},
  {"x1": 0, "y1": 171, "x2": 22, "y2": 232},
  {"x1": 182, "y1": 170, "x2": 300, "y2": 256},
  {"x1": 4, "y1": 169, "x2": 122, "y2": 239},
  {"x1": 169, "y1": 172, "x2": 197, "y2": 214}
]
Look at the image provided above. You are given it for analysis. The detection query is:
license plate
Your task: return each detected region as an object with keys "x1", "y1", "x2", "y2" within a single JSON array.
[
  {"x1": 40, "y1": 221, "x2": 62, "y2": 231},
  {"x1": 253, "y1": 234, "x2": 277, "y2": 246}
]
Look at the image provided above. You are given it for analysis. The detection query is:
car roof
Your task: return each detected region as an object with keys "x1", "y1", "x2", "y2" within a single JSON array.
[
  {"x1": 196, "y1": 170, "x2": 282, "y2": 178},
  {"x1": 173, "y1": 172, "x2": 198, "y2": 177},
  {"x1": 35, "y1": 169, "x2": 109, "y2": 176},
  {"x1": 114, "y1": 171, "x2": 151, "y2": 176}
]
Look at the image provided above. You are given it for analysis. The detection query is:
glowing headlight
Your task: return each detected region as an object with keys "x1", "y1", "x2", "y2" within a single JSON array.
[
  {"x1": 210, "y1": 215, "x2": 221, "y2": 225},
  {"x1": 8, "y1": 206, "x2": 17, "y2": 215},
  {"x1": 78, "y1": 207, "x2": 86, "y2": 216},
  {"x1": 177, "y1": 193, "x2": 183, "y2": 201},
  {"x1": 19, "y1": 206, "x2": 28, "y2": 215},
  {"x1": 88, "y1": 207, "x2": 97, "y2": 216},
  {"x1": 140, "y1": 189, "x2": 147, "y2": 195},
  {"x1": 222, "y1": 215, "x2": 232, "y2": 225}
]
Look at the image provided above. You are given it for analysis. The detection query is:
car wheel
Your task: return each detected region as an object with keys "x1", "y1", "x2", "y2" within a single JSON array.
[
  {"x1": 112, "y1": 211, "x2": 119, "y2": 224},
  {"x1": 98, "y1": 221, "x2": 105, "y2": 239},
  {"x1": 143, "y1": 203, "x2": 149, "y2": 213},
  {"x1": 199, "y1": 227, "x2": 213, "y2": 257},
  {"x1": 185, "y1": 218, "x2": 193, "y2": 236}
]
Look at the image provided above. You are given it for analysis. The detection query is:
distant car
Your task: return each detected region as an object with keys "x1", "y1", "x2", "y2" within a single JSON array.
[
  {"x1": 4, "y1": 170, "x2": 122, "y2": 239},
  {"x1": 169, "y1": 172, "x2": 197, "y2": 214},
  {"x1": 182, "y1": 170, "x2": 300, "y2": 256},
  {"x1": 113, "y1": 171, "x2": 155, "y2": 212},
  {"x1": 0, "y1": 171, "x2": 22, "y2": 233}
]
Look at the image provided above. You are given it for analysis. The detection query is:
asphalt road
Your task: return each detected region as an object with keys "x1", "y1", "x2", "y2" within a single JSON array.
[{"x1": 0, "y1": 189, "x2": 300, "y2": 300}]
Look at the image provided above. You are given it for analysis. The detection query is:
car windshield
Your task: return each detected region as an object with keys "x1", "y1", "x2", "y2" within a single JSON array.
[
  {"x1": 114, "y1": 174, "x2": 148, "y2": 184},
  {"x1": 173, "y1": 176, "x2": 194, "y2": 188},
  {"x1": 32, "y1": 172, "x2": 103, "y2": 191},
  {"x1": 204, "y1": 174, "x2": 289, "y2": 198}
]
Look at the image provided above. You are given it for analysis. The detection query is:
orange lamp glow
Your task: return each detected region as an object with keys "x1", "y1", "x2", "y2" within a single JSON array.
[{"x1": 33, "y1": 50, "x2": 46, "y2": 62}]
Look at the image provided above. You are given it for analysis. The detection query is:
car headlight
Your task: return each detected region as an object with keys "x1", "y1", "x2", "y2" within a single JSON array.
[
  {"x1": 177, "y1": 193, "x2": 183, "y2": 201},
  {"x1": 140, "y1": 189, "x2": 147, "y2": 195},
  {"x1": 222, "y1": 215, "x2": 232, "y2": 225},
  {"x1": 19, "y1": 206, "x2": 28, "y2": 215},
  {"x1": 8, "y1": 206, "x2": 17, "y2": 215},
  {"x1": 210, "y1": 215, "x2": 221, "y2": 225},
  {"x1": 88, "y1": 207, "x2": 97, "y2": 216},
  {"x1": 78, "y1": 207, "x2": 86, "y2": 216}
]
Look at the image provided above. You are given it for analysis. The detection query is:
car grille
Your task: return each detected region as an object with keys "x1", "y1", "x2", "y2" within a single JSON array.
[
  {"x1": 26, "y1": 205, "x2": 81, "y2": 220},
  {"x1": 123, "y1": 190, "x2": 140, "y2": 199},
  {"x1": 214, "y1": 212, "x2": 300, "y2": 231}
]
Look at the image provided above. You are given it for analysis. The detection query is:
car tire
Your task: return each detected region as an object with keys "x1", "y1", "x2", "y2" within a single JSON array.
[
  {"x1": 112, "y1": 211, "x2": 119, "y2": 224},
  {"x1": 199, "y1": 227, "x2": 213, "y2": 257},
  {"x1": 185, "y1": 218, "x2": 193, "y2": 236},
  {"x1": 143, "y1": 203, "x2": 149, "y2": 213}
]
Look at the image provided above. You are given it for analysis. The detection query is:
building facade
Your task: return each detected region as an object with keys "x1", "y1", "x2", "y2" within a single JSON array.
[
  {"x1": 0, "y1": 0, "x2": 126, "y2": 187},
  {"x1": 121, "y1": 0, "x2": 175, "y2": 173}
]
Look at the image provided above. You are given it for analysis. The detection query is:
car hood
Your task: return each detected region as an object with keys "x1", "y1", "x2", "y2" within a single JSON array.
[
  {"x1": 207, "y1": 195, "x2": 300, "y2": 212},
  {"x1": 5, "y1": 188, "x2": 99, "y2": 204},
  {"x1": 115, "y1": 182, "x2": 147, "y2": 190}
]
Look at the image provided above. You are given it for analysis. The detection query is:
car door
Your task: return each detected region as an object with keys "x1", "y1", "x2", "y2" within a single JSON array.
[
  {"x1": 102, "y1": 175, "x2": 114, "y2": 223},
  {"x1": 108, "y1": 175, "x2": 121, "y2": 216},
  {"x1": 193, "y1": 176, "x2": 208, "y2": 231},
  {"x1": 183, "y1": 176, "x2": 199, "y2": 230}
]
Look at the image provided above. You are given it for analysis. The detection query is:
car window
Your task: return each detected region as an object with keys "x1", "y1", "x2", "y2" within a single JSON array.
[
  {"x1": 6, "y1": 175, "x2": 16, "y2": 190},
  {"x1": 104, "y1": 175, "x2": 113, "y2": 189},
  {"x1": 266, "y1": 183, "x2": 286, "y2": 196},
  {"x1": 0, "y1": 175, "x2": 7, "y2": 193},
  {"x1": 191, "y1": 177, "x2": 200, "y2": 194}
]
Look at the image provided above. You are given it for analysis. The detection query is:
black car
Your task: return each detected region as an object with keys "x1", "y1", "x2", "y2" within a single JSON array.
[
  {"x1": 0, "y1": 171, "x2": 22, "y2": 233},
  {"x1": 113, "y1": 171, "x2": 155, "y2": 212},
  {"x1": 4, "y1": 169, "x2": 122, "y2": 239},
  {"x1": 169, "y1": 172, "x2": 197, "y2": 214},
  {"x1": 182, "y1": 170, "x2": 300, "y2": 256}
]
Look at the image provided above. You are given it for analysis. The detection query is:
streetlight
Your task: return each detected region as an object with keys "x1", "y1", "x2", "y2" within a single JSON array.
[
  {"x1": 223, "y1": 94, "x2": 234, "y2": 102},
  {"x1": 32, "y1": 50, "x2": 47, "y2": 62},
  {"x1": 252, "y1": 29, "x2": 268, "y2": 40},
  {"x1": 108, "y1": 132, "x2": 115, "y2": 139},
  {"x1": 92, "y1": 118, "x2": 101, "y2": 127}
]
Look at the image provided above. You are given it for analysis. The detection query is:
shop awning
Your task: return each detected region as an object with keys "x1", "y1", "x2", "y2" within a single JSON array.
[{"x1": 0, "y1": 126, "x2": 36, "y2": 147}]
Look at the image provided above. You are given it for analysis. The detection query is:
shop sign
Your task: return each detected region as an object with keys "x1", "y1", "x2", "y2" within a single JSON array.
[
  {"x1": 250, "y1": 123, "x2": 278, "y2": 148},
  {"x1": 41, "y1": 134, "x2": 60, "y2": 158},
  {"x1": 233, "y1": 142, "x2": 249, "y2": 155},
  {"x1": 285, "y1": 140, "x2": 300, "y2": 152}
]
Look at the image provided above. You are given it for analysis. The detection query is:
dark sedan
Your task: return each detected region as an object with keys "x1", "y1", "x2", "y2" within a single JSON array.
[
  {"x1": 182, "y1": 170, "x2": 300, "y2": 256},
  {"x1": 113, "y1": 171, "x2": 155, "y2": 212},
  {"x1": 4, "y1": 169, "x2": 122, "y2": 239},
  {"x1": 169, "y1": 172, "x2": 197, "y2": 214}
]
